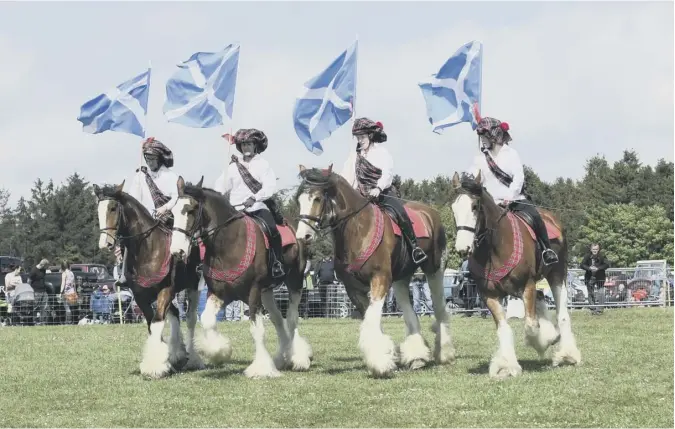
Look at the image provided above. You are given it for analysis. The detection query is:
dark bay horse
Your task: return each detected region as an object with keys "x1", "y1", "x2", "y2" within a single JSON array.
[
  {"x1": 169, "y1": 176, "x2": 311, "y2": 378},
  {"x1": 94, "y1": 182, "x2": 203, "y2": 378},
  {"x1": 295, "y1": 165, "x2": 455, "y2": 378},
  {"x1": 450, "y1": 172, "x2": 581, "y2": 379}
]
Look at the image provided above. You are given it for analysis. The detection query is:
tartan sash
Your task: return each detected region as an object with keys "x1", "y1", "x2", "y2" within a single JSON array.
[
  {"x1": 355, "y1": 154, "x2": 382, "y2": 196},
  {"x1": 231, "y1": 155, "x2": 262, "y2": 194},
  {"x1": 481, "y1": 147, "x2": 513, "y2": 188}
]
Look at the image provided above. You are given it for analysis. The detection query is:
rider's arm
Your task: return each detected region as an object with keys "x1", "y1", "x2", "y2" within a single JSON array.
[
  {"x1": 214, "y1": 167, "x2": 234, "y2": 195},
  {"x1": 374, "y1": 146, "x2": 394, "y2": 191},
  {"x1": 507, "y1": 149, "x2": 525, "y2": 200},
  {"x1": 254, "y1": 159, "x2": 276, "y2": 202},
  {"x1": 157, "y1": 171, "x2": 180, "y2": 212}
]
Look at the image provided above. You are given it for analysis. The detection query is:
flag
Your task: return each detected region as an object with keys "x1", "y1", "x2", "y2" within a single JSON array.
[
  {"x1": 418, "y1": 40, "x2": 482, "y2": 133},
  {"x1": 293, "y1": 40, "x2": 358, "y2": 155},
  {"x1": 77, "y1": 68, "x2": 151, "y2": 138},
  {"x1": 163, "y1": 43, "x2": 240, "y2": 128}
]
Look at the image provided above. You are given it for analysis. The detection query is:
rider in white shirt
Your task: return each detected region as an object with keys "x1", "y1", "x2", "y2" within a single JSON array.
[
  {"x1": 214, "y1": 128, "x2": 285, "y2": 279},
  {"x1": 469, "y1": 115, "x2": 559, "y2": 266},
  {"x1": 340, "y1": 117, "x2": 427, "y2": 265},
  {"x1": 117, "y1": 137, "x2": 180, "y2": 286}
]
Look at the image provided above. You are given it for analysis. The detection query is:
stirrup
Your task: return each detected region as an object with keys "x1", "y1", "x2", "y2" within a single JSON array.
[
  {"x1": 115, "y1": 276, "x2": 127, "y2": 287},
  {"x1": 412, "y1": 247, "x2": 428, "y2": 264},
  {"x1": 542, "y1": 249, "x2": 559, "y2": 266},
  {"x1": 272, "y1": 261, "x2": 285, "y2": 278}
]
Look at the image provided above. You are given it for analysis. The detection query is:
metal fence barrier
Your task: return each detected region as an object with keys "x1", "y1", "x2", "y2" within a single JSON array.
[{"x1": 2, "y1": 267, "x2": 672, "y2": 326}]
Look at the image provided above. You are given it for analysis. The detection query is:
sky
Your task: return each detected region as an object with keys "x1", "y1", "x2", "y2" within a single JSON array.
[{"x1": 0, "y1": 1, "x2": 672, "y2": 205}]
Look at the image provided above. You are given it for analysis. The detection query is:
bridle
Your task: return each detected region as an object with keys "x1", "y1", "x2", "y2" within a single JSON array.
[
  {"x1": 296, "y1": 181, "x2": 370, "y2": 238},
  {"x1": 454, "y1": 189, "x2": 494, "y2": 250},
  {"x1": 98, "y1": 196, "x2": 160, "y2": 247},
  {"x1": 170, "y1": 195, "x2": 243, "y2": 246}
]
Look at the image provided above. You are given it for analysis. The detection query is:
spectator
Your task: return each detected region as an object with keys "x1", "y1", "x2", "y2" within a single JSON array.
[
  {"x1": 60, "y1": 261, "x2": 77, "y2": 324},
  {"x1": 315, "y1": 257, "x2": 337, "y2": 317},
  {"x1": 411, "y1": 273, "x2": 434, "y2": 315},
  {"x1": 459, "y1": 258, "x2": 478, "y2": 316},
  {"x1": 4, "y1": 264, "x2": 23, "y2": 303},
  {"x1": 28, "y1": 258, "x2": 50, "y2": 324},
  {"x1": 580, "y1": 243, "x2": 609, "y2": 315}
]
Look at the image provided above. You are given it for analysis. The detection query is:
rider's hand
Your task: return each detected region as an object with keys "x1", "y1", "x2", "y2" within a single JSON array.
[
  {"x1": 243, "y1": 197, "x2": 256, "y2": 208},
  {"x1": 369, "y1": 187, "x2": 381, "y2": 199}
]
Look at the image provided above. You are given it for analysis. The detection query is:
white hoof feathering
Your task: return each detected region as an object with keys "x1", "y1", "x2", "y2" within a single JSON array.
[
  {"x1": 525, "y1": 319, "x2": 560, "y2": 357},
  {"x1": 359, "y1": 297, "x2": 398, "y2": 377},
  {"x1": 140, "y1": 339, "x2": 172, "y2": 379},
  {"x1": 433, "y1": 321, "x2": 456, "y2": 364},
  {"x1": 244, "y1": 355, "x2": 282, "y2": 379},
  {"x1": 184, "y1": 351, "x2": 206, "y2": 371},
  {"x1": 195, "y1": 329, "x2": 232, "y2": 366},
  {"x1": 399, "y1": 333, "x2": 431, "y2": 370},
  {"x1": 490, "y1": 320, "x2": 521, "y2": 379},
  {"x1": 552, "y1": 338, "x2": 582, "y2": 367},
  {"x1": 289, "y1": 332, "x2": 313, "y2": 371}
]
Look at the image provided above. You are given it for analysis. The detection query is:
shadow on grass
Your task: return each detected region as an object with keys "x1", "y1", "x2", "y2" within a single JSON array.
[{"x1": 468, "y1": 359, "x2": 552, "y2": 375}]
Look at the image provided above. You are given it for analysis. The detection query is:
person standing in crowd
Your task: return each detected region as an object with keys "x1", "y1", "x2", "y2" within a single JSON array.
[
  {"x1": 580, "y1": 243, "x2": 609, "y2": 315},
  {"x1": 4, "y1": 264, "x2": 23, "y2": 304},
  {"x1": 29, "y1": 258, "x2": 50, "y2": 324},
  {"x1": 411, "y1": 273, "x2": 434, "y2": 315}
]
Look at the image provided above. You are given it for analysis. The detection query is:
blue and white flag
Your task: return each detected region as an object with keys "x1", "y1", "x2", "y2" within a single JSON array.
[
  {"x1": 419, "y1": 40, "x2": 482, "y2": 133},
  {"x1": 293, "y1": 40, "x2": 358, "y2": 155},
  {"x1": 163, "y1": 43, "x2": 240, "y2": 128},
  {"x1": 77, "y1": 68, "x2": 151, "y2": 138}
]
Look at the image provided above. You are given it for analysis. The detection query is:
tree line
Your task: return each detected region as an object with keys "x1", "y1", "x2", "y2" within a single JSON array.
[{"x1": 0, "y1": 150, "x2": 672, "y2": 271}]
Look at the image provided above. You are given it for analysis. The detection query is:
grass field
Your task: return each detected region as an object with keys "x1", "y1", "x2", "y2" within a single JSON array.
[{"x1": 1, "y1": 307, "x2": 673, "y2": 428}]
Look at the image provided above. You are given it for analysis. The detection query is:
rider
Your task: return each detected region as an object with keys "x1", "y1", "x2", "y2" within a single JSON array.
[
  {"x1": 340, "y1": 117, "x2": 427, "y2": 265},
  {"x1": 470, "y1": 114, "x2": 559, "y2": 266},
  {"x1": 214, "y1": 128, "x2": 285, "y2": 279},
  {"x1": 117, "y1": 137, "x2": 180, "y2": 286}
]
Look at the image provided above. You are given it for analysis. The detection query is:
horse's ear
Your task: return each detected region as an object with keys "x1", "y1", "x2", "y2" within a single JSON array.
[
  {"x1": 475, "y1": 171, "x2": 483, "y2": 185},
  {"x1": 452, "y1": 172, "x2": 461, "y2": 189},
  {"x1": 92, "y1": 184, "x2": 101, "y2": 198},
  {"x1": 327, "y1": 163, "x2": 333, "y2": 172},
  {"x1": 177, "y1": 176, "x2": 185, "y2": 196},
  {"x1": 196, "y1": 176, "x2": 204, "y2": 189},
  {"x1": 299, "y1": 164, "x2": 307, "y2": 173},
  {"x1": 114, "y1": 180, "x2": 125, "y2": 195}
]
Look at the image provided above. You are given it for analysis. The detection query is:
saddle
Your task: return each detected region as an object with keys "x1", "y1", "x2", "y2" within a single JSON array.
[
  {"x1": 246, "y1": 212, "x2": 297, "y2": 284},
  {"x1": 509, "y1": 208, "x2": 562, "y2": 271}
]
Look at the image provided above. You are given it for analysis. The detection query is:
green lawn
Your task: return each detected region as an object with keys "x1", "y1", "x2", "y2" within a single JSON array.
[{"x1": 1, "y1": 307, "x2": 672, "y2": 428}]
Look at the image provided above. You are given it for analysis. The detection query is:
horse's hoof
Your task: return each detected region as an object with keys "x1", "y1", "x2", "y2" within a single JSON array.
[{"x1": 408, "y1": 358, "x2": 428, "y2": 371}]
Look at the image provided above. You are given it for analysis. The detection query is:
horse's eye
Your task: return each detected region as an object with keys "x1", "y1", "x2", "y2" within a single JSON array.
[{"x1": 471, "y1": 203, "x2": 478, "y2": 211}]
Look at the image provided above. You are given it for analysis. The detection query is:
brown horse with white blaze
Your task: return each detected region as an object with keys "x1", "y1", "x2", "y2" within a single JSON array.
[
  {"x1": 94, "y1": 182, "x2": 204, "y2": 379},
  {"x1": 450, "y1": 171, "x2": 581, "y2": 379},
  {"x1": 295, "y1": 164, "x2": 455, "y2": 378},
  {"x1": 169, "y1": 176, "x2": 312, "y2": 379}
]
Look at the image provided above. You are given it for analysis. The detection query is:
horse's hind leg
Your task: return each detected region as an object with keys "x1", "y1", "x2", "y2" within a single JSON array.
[
  {"x1": 259, "y1": 288, "x2": 291, "y2": 370},
  {"x1": 522, "y1": 280, "x2": 559, "y2": 357},
  {"x1": 359, "y1": 274, "x2": 398, "y2": 378},
  {"x1": 392, "y1": 275, "x2": 431, "y2": 370},
  {"x1": 195, "y1": 291, "x2": 232, "y2": 366},
  {"x1": 183, "y1": 288, "x2": 205, "y2": 370},
  {"x1": 426, "y1": 267, "x2": 456, "y2": 365},
  {"x1": 485, "y1": 296, "x2": 522, "y2": 379},
  {"x1": 548, "y1": 271, "x2": 581, "y2": 367},
  {"x1": 284, "y1": 285, "x2": 313, "y2": 371},
  {"x1": 245, "y1": 287, "x2": 281, "y2": 379},
  {"x1": 139, "y1": 288, "x2": 173, "y2": 379}
]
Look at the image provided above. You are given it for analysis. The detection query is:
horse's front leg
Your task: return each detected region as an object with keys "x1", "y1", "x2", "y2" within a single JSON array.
[
  {"x1": 522, "y1": 280, "x2": 559, "y2": 357},
  {"x1": 359, "y1": 273, "x2": 398, "y2": 378},
  {"x1": 139, "y1": 288, "x2": 175, "y2": 379},
  {"x1": 484, "y1": 295, "x2": 522, "y2": 379},
  {"x1": 195, "y1": 291, "x2": 232, "y2": 366},
  {"x1": 244, "y1": 286, "x2": 281, "y2": 379},
  {"x1": 283, "y1": 285, "x2": 313, "y2": 371},
  {"x1": 260, "y1": 288, "x2": 291, "y2": 370},
  {"x1": 392, "y1": 275, "x2": 431, "y2": 370},
  {"x1": 183, "y1": 287, "x2": 205, "y2": 370}
]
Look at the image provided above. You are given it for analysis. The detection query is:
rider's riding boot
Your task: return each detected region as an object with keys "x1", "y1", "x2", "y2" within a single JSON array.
[
  {"x1": 533, "y1": 216, "x2": 559, "y2": 266},
  {"x1": 270, "y1": 231, "x2": 286, "y2": 279},
  {"x1": 398, "y1": 214, "x2": 427, "y2": 264}
]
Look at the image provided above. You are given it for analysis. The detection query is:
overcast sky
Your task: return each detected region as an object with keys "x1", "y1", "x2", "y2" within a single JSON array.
[{"x1": 0, "y1": 1, "x2": 672, "y2": 204}]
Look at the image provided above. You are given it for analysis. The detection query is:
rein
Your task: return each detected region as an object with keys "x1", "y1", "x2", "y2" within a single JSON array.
[
  {"x1": 99, "y1": 197, "x2": 162, "y2": 247},
  {"x1": 172, "y1": 197, "x2": 244, "y2": 245},
  {"x1": 296, "y1": 181, "x2": 372, "y2": 239}
]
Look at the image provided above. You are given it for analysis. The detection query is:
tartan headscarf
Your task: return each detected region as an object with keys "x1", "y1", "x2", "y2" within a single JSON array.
[
  {"x1": 233, "y1": 128, "x2": 268, "y2": 154},
  {"x1": 475, "y1": 117, "x2": 512, "y2": 146},
  {"x1": 352, "y1": 117, "x2": 387, "y2": 143},
  {"x1": 142, "y1": 137, "x2": 174, "y2": 168}
]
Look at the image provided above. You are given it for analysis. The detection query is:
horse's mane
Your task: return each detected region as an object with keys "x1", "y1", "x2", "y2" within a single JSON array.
[
  {"x1": 95, "y1": 184, "x2": 154, "y2": 220},
  {"x1": 459, "y1": 173, "x2": 483, "y2": 197},
  {"x1": 296, "y1": 168, "x2": 340, "y2": 199}
]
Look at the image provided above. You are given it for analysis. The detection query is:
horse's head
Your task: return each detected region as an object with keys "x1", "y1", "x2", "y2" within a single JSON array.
[
  {"x1": 451, "y1": 171, "x2": 484, "y2": 254},
  {"x1": 295, "y1": 164, "x2": 337, "y2": 242},
  {"x1": 93, "y1": 181, "x2": 126, "y2": 250},
  {"x1": 170, "y1": 175, "x2": 204, "y2": 260}
]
